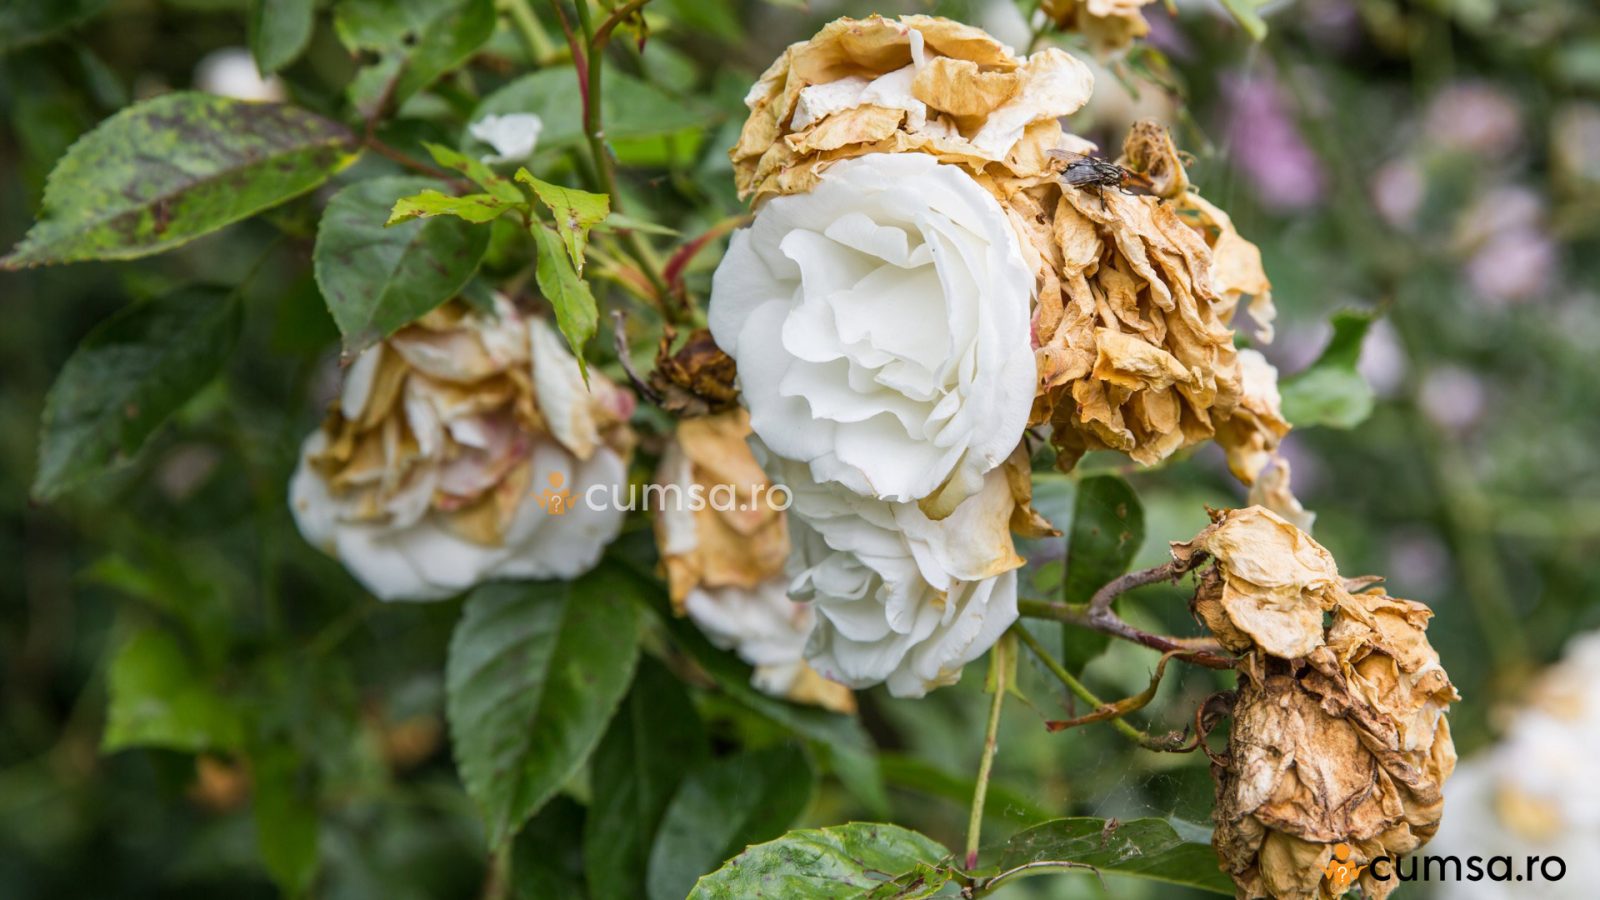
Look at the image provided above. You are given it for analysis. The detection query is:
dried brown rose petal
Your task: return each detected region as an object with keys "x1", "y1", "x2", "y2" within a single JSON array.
[{"x1": 1039, "y1": 0, "x2": 1160, "y2": 56}]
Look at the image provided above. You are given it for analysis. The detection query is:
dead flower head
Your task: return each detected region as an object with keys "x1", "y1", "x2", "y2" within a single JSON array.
[
  {"x1": 731, "y1": 14, "x2": 1095, "y2": 203},
  {"x1": 653, "y1": 409, "x2": 854, "y2": 713},
  {"x1": 1022, "y1": 122, "x2": 1283, "y2": 472},
  {"x1": 1182, "y1": 507, "x2": 1458, "y2": 899},
  {"x1": 290, "y1": 296, "x2": 636, "y2": 601}
]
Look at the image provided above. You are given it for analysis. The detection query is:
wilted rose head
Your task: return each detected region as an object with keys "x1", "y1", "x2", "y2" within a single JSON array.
[
  {"x1": 1183, "y1": 507, "x2": 1458, "y2": 899},
  {"x1": 290, "y1": 296, "x2": 635, "y2": 601}
]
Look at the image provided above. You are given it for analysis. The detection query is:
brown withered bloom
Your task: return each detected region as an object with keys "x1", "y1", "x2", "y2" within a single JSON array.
[
  {"x1": 1177, "y1": 507, "x2": 1458, "y2": 900},
  {"x1": 731, "y1": 15, "x2": 1094, "y2": 204},
  {"x1": 1039, "y1": 0, "x2": 1160, "y2": 57}
]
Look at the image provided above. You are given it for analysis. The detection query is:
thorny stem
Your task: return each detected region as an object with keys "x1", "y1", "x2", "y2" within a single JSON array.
[
  {"x1": 557, "y1": 0, "x2": 674, "y2": 316},
  {"x1": 1017, "y1": 557, "x2": 1233, "y2": 669},
  {"x1": 965, "y1": 638, "x2": 1009, "y2": 871}
]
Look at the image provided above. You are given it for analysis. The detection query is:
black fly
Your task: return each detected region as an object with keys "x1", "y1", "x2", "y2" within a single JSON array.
[{"x1": 1048, "y1": 149, "x2": 1157, "y2": 208}]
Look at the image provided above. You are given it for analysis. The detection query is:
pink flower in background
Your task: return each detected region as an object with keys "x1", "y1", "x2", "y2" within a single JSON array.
[
  {"x1": 1356, "y1": 318, "x2": 1408, "y2": 398},
  {"x1": 1418, "y1": 365, "x2": 1488, "y2": 433},
  {"x1": 1465, "y1": 229, "x2": 1557, "y2": 306},
  {"x1": 1222, "y1": 73, "x2": 1326, "y2": 211},
  {"x1": 1370, "y1": 159, "x2": 1424, "y2": 230},
  {"x1": 1424, "y1": 81, "x2": 1521, "y2": 157}
]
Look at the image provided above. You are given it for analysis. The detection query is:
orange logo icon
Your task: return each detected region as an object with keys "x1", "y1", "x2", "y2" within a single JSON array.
[
  {"x1": 1323, "y1": 843, "x2": 1366, "y2": 891},
  {"x1": 536, "y1": 471, "x2": 572, "y2": 516}
]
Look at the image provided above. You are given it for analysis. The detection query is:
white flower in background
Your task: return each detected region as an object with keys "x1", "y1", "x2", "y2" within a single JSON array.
[
  {"x1": 469, "y1": 113, "x2": 544, "y2": 165},
  {"x1": 194, "y1": 47, "x2": 286, "y2": 102},
  {"x1": 1429, "y1": 631, "x2": 1600, "y2": 897},
  {"x1": 761, "y1": 443, "x2": 1024, "y2": 698},
  {"x1": 709, "y1": 153, "x2": 1035, "y2": 519},
  {"x1": 652, "y1": 411, "x2": 853, "y2": 712},
  {"x1": 291, "y1": 296, "x2": 635, "y2": 601}
]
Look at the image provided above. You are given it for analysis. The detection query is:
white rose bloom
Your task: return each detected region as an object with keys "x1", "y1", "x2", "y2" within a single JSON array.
[
  {"x1": 709, "y1": 152, "x2": 1035, "y2": 518},
  {"x1": 469, "y1": 113, "x2": 544, "y2": 164},
  {"x1": 291, "y1": 297, "x2": 634, "y2": 601},
  {"x1": 760, "y1": 443, "x2": 1024, "y2": 698},
  {"x1": 1428, "y1": 631, "x2": 1600, "y2": 896}
]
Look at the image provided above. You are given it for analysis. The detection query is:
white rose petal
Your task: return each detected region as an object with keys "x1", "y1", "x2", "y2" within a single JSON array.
[
  {"x1": 194, "y1": 47, "x2": 286, "y2": 102},
  {"x1": 761, "y1": 442, "x2": 1022, "y2": 698},
  {"x1": 684, "y1": 578, "x2": 817, "y2": 697},
  {"x1": 469, "y1": 113, "x2": 544, "y2": 164},
  {"x1": 710, "y1": 153, "x2": 1035, "y2": 515}
]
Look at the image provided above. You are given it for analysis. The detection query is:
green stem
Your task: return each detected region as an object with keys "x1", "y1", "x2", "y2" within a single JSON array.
[
  {"x1": 500, "y1": 0, "x2": 557, "y2": 62},
  {"x1": 965, "y1": 640, "x2": 1008, "y2": 870},
  {"x1": 1013, "y1": 626, "x2": 1148, "y2": 746},
  {"x1": 481, "y1": 843, "x2": 511, "y2": 900},
  {"x1": 567, "y1": 0, "x2": 673, "y2": 315}
]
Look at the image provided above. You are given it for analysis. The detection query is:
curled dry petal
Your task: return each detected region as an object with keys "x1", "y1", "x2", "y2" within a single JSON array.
[
  {"x1": 1175, "y1": 506, "x2": 1342, "y2": 660},
  {"x1": 290, "y1": 296, "x2": 635, "y2": 601},
  {"x1": 651, "y1": 409, "x2": 853, "y2": 712}
]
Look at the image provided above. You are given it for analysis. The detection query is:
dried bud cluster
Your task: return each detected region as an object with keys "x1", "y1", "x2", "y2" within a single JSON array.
[
  {"x1": 653, "y1": 410, "x2": 854, "y2": 712},
  {"x1": 291, "y1": 296, "x2": 635, "y2": 601},
  {"x1": 1176, "y1": 508, "x2": 1458, "y2": 899}
]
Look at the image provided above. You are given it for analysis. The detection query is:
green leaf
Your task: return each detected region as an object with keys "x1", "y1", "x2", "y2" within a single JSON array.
[
  {"x1": 1, "y1": 93, "x2": 354, "y2": 268},
  {"x1": 314, "y1": 175, "x2": 489, "y2": 352},
  {"x1": 252, "y1": 742, "x2": 320, "y2": 896},
  {"x1": 531, "y1": 224, "x2": 598, "y2": 375},
  {"x1": 585, "y1": 657, "x2": 710, "y2": 900},
  {"x1": 646, "y1": 744, "x2": 816, "y2": 900},
  {"x1": 422, "y1": 142, "x2": 524, "y2": 204},
  {"x1": 1218, "y1": 0, "x2": 1268, "y2": 41},
  {"x1": 33, "y1": 286, "x2": 241, "y2": 501},
  {"x1": 335, "y1": 0, "x2": 495, "y2": 116},
  {"x1": 598, "y1": 212, "x2": 680, "y2": 237},
  {"x1": 513, "y1": 796, "x2": 588, "y2": 900},
  {"x1": 446, "y1": 573, "x2": 643, "y2": 847},
  {"x1": 386, "y1": 189, "x2": 513, "y2": 225},
  {"x1": 1280, "y1": 310, "x2": 1376, "y2": 429},
  {"x1": 103, "y1": 626, "x2": 242, "y2": 753},
  {"x1": 689, "y1": 823, "x2": 951, "y2": 899},
  {"x1": 0, "y1": 0, "x2": 109, "y2": 54},
  {"x1": 1060, "y1": 475, "x2": 1144, "y2": 673},
  {"x1": 996, "y1": 817, "x2": 1233, "y2": 895},
  {"x1": 516, "y1": 169, "x2": 609, "y2": 274},
  {"x1": 876, "y1": 752, "x2": 1054, "y2": 827},
  {"x1": 248, "y1": 0, "x2": 313, "y2": 74}
]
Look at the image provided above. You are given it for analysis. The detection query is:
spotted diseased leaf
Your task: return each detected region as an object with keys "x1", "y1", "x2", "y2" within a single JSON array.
[
  {"x1": 313, "y1": 175, "x2": 489, "y2": 352},
  {"x1": 423, "y1": 141, "x2": 524, "y2": 204},
  {"x1": 1, "y1": 93, "x2": 355, "y2": 268},
  {"x1": 386, "y1": 189, "x2": 513, "y2": 225},
  {"x1": 1280, "y1": 310, "x2": 1376, "y2": 429},
  {"x1": 516, "y1": 168, "x2": 609, "y2": 273},
  {"x1": 688, "y1": 823, "x2": 951, "y2": 900},
  {"x1": 248, "y1": 0, "x2": 313, "y2": 74},
  {"x1": 103, "y1": 625, "x2": 242, "y2": 753},
  {"x1": 1060, "y1": 475, "x2": 1144, "y2": 673},
  {"x1": 446, "y1": 574, "x2": 642, "y2": 848},
  {"x1": 531, "y1": 224, "x2": 597, "y2": 377},
  {"x1": 996, "y1": 817, "x2": 1233, "y2": 895},
  {"x1": 646, "y1": 744, "x2": 816, "y2": 900},
  {"x1": 33, "y1": 286, "x2": 242, "y2": 501}
]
